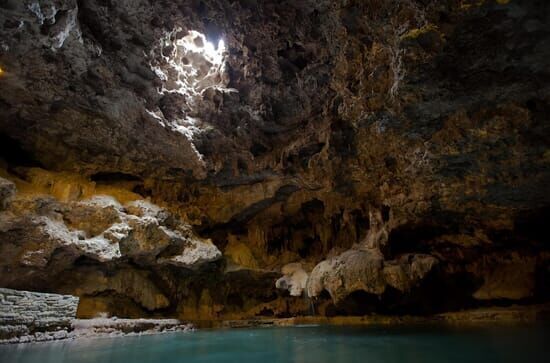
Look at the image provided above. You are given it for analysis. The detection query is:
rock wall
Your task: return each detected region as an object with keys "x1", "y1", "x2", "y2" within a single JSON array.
[
  {"x1": 0, "y1": 288, "x2": 79, "y2": 343},
  {"x1": 0, "y1": 0, "x2": 548, "y2": 320}
]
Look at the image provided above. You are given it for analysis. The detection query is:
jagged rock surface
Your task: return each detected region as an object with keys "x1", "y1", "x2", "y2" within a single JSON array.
[
  {"x1": 275, "y1": 263, "x2": 309, "y2": 297},
  {"x1": 307, "y1": 249, "x2": 438, "y2": 303},
  {"x1": 0, "y1": 288, "x2": 79, "y2": 344},
  {"x1": 0, "y1": 172, "x2": 221, "y2": 314}
]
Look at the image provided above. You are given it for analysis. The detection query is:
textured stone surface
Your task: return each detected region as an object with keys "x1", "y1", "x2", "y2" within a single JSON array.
[
  {"x1": 0, "y1": 288, "x2": 78, "y2": 343},
  {"x1": 276, "y1": 263, "x2": 309, "y2": 297},
  {"x1": 0, "y1": 176, "x2": 221, "y2": 287},
  {"x1": 70, "y1": 317, "x2": 193, "y2": 339},
  {"x1": 306, "y1": 249, "x2": 438, "y2": 303},
  {"x1": 0, "y1": 177, "x2": 15, "y2": 210}
]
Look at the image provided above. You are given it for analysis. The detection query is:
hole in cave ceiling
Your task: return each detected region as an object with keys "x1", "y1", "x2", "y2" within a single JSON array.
[{"x1": 147, "y1": 28, "x2": 234, "y2": 140}]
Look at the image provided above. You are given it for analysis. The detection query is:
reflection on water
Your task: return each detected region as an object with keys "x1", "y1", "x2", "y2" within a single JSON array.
[{"x1": 0, "y1": 324, "x2": 548, "y2": 363}]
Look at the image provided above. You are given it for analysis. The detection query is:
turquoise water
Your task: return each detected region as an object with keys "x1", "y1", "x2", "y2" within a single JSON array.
[{"x1": 1, "y1": 324, "x2": 548, "y2": 363}]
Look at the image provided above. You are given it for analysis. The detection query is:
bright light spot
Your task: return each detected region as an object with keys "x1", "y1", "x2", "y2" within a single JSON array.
[
  {"x1": 147, "y1": 28, "x2": 235, "y2": 147},
  {"x1": 150, "y1": 29, "x2": 229, "y2": 101},
  {"x1": 0, "y1": 67, "x2": 4, "y2": 76},
  {"x1": 177, "y1": 30, "x2": 226, "y2": 66}
]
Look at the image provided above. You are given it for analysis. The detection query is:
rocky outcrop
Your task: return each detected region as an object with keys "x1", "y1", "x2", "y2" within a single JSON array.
[
  {"x1": 70, "y1": 317, "x2": 193, "y2": 339},
  {"x1": 275, "y1": 263, "x2": 309, "y2": 297},
  {"x1": 470, "y1": 253, "x2": 538, "y2": 301},
  {"x1": 307, "y1": 249, "x2": 438, "y2": 303},
  {"x1": 0, "y1": 175, "x2": 220, "y2": 276},
  {"x1": 69, "y1": 269, "x2": 171, "y2": 312},
  {"x1": 0, "y1": 169, "x2": 221, "y2": 315},
  {"x1": 0, "y1": 288, "x2": 78, "y2": 344}
]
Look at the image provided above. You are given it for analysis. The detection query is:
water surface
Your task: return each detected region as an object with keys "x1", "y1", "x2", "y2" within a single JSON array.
[{"x1": 1, "y1": 324, "x2": 548, "y2": 363}]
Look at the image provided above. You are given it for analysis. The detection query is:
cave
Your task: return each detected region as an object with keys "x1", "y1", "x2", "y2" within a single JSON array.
[{"x1": 0, "y1": 0, "x2": 548, "y2": 361}]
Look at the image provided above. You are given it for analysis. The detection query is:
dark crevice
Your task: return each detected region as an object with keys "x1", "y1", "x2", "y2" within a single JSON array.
[
  {"x1": 90, "y1": 172, "x2": 142, "y2": 183},
  {"x1": 78, "y1": 290, "x2": 150, "y2": 318},
  {"x1": 0, "y1": 133, "x2": 43, "y2": 169},
  {"x1": 334, "y1": 290, "x2": 380, "y2": 316},
  {"x1": 328, "y1": 269, "x2": 484, "y2": 317},
  {"x1": 386, "y1": 223, "x2": 446, "y2": 258},
  {"x1": 381, "y1": 205, "x2": 390, "y2": 222}
]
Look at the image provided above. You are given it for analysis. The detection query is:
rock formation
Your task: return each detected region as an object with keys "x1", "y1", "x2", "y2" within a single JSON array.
[
  {"x1": 0, "y1": 288, "x2": 78, "y2": 343},
  {"x1": 0, "y1": 0, "x2": 548, "y2": 320},
  {"x1": 276, "y1": 263, "x2": 309, "y2": 297}
]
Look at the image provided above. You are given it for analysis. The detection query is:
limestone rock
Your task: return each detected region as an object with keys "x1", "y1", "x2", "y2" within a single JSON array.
[
  {"x1": 0, "y1": 178, "x2": 16, "y2": 210},
  {"x1": 471, "y1": 254, "x2": 537, "y2": 300},
  {"x1": 383, "y1": 254, "x2": 439, "y2": 292},
  {"x1": 70, "y1": 317, "x2": 193, "y2": 339},
  {"x1": 307, "y1": 249, "x2": 386, "y2": 303},
  {"x1": 160, "y1": 234, "x2": 222, "y2": 269},
  {"x1": 224, "y1": 235, "x2": 259, "y2": 270},
  {"x1": 0, "y1": 178, "x2": 221, "y2": 307},
  {"x1": 63, "y1": 196, "x2": 123, "y2": 236},
  {"x1": 275, "y1": 263, "x2": 309, "y2": 297},
  {"x1": 70, "y1": 269, "x2": 170, "y2": 311},
  {"x1": 0, "y1": 288, "x2": 78, "y2": 343},
  {"x1": 307, "y1": 249, "x2": 438, "y2": 304}
]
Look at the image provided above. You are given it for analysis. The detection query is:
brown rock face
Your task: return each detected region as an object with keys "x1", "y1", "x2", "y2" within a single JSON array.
[
  {"x1": 0, "y1": 0, "x2": 548, "y2": 319},
  {"x1": 306, "y1": 250, "x2": 438, "y2": 304}
]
